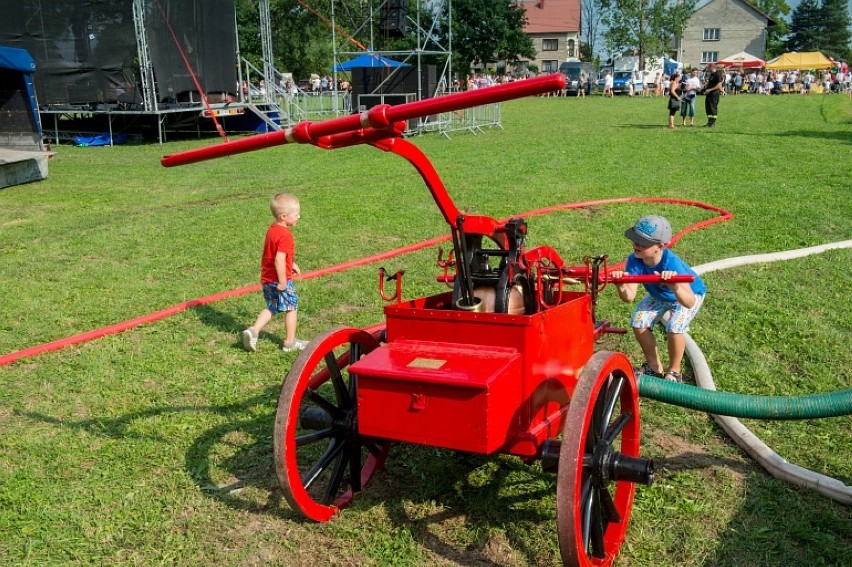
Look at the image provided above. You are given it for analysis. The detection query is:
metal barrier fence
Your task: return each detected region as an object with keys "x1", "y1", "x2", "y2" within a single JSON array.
[
  {"x1": 248, "y1": 89, "x2": 502, "y2": 136},
  {"x1": 417, "y1": 95, "x2": 502, "y2": 139}
]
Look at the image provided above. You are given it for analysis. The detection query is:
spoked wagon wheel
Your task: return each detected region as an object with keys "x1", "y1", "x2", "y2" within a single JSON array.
[
  {"x1": 274, "y1": 326, "x2": 390, "y2": 522},
  {"x1": 556, "y1": 351, "x2": 653, "y2": 566}
]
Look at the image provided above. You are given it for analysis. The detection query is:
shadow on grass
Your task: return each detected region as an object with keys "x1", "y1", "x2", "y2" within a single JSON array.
[
  {"x1": 777, "y1": 129, "x2": 852, "y2": 144},
  {"x1": 704, "y1": 474, "x2": 852, "y2": 566},
  {"x1": 190, "y1": 303, "x2": 288, "y2": 350},
  {"x1": 369, "y1": 448, "x2": 560, "y2": 566},
  {"x1": 191, "y1": 303, "x2": 245, "y2": 334},
  {"x1": 14, "y1": 384, "x2": 300, "y2": 518},
  {"x1": 17, "y1": 385, "x2": 850, "y2": 565}
]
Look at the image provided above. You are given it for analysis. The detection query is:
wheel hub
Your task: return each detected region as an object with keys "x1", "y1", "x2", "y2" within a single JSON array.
[{"x1": 590, "y1": 441, "x2": 655, "y2": 487}]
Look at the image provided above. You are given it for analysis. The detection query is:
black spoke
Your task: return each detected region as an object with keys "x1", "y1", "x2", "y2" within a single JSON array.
[
  {"x1": 580, "y1": 475, "x2": 593, "y2": 554},
  {"x1": 601, "y1": 376, "x2": 624, "y2": 437},
  {"x1": 323, "y1": 442, "x2": 350, "y2": 504},
  {"x1": 303, "y1": 438, "x2": 345, "y2": 490},
  {"x1": 348, "y1": 444, "x2": 363, "y2": 492},
  {"x1": 588, "y1": 385, "x2": 607, "y2": 449},
  {"x1": 599, "y1": 486, "x2": 621, "y2": 524},
  {"x1": 604, "y1": 412, "x2": 633, "y2": 445},
  {"x1": 325, "y1": 351, "x2": 352, "y2": 408},
  {"x1": 305, "y1": 389, "x2": 344, "y2": 419},
  {"x1": 295, "y1": 427, "x2": 336, "y2": 446},
  {"x1": 590, "y1": 491, "x2": 606, "y2": 558},
  {"x1": 348, "y1": 342, "x2": 361, "y2": 401}
]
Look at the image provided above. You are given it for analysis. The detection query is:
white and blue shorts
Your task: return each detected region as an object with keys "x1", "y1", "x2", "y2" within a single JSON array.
[{"x1": 631, "y1": 293, "x2": 704, "y2": 334}]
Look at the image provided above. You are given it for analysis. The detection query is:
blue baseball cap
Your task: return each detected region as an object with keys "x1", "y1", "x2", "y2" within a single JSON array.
[{"x1": 625, "y1": 215, "x2": 672, "y2": 246}]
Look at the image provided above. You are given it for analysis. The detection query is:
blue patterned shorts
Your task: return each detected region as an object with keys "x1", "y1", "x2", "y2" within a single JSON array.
[
  {"x1": 262, "y1": 280, "x2": 298, "y2": 314},
  {"x1": 631, "y1": 293, "x2": 704, "y2": 334}
]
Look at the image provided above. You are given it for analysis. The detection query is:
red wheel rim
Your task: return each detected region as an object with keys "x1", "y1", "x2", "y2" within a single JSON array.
[
  {"x1": 557, "y1": 351, "x2": 641, "y2": 566},
  {"x1": 273, "y1": 327, "x2": 389, "y2": 521}
]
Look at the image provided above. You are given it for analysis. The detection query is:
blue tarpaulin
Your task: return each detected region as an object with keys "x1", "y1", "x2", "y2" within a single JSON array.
[{"x1": 74, "y1": 132, "x2": 127, "y2": 147}]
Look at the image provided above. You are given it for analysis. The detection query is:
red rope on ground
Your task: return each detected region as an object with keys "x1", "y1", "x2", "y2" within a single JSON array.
[{"x1": 0, "y1": 198, "x2": 732, "y2": 367}]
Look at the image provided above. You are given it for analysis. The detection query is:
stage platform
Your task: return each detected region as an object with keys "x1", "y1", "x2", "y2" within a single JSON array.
[{"x1": 0, "y1": 148, "x2": 53, "y2": 189}]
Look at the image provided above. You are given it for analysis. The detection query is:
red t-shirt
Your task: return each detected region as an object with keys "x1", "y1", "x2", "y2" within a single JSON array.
[{"x1": 260, "y1": 223, "x2": 295, "y2": 283}]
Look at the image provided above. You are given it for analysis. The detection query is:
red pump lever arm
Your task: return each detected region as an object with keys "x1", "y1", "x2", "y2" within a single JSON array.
[
  {"x1": 609, "y1": 275, "x2": 695, "y2": 283},
  {"x1": 161, "y1": 74, "x2": 566, "y2": 168}
]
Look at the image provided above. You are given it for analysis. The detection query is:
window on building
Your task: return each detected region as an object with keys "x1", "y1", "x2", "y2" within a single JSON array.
[
  {"x1": 701, "y1": 52, "x2": 719, "y2": 64},
  {"x1": 703, "y1": 28, "x2": 720, "y2": 41},
  {"x1": 542, "y1": 60, "x2": 558, "y2": 73},
  {"x1": 542, "y1": 38, "x2": 558, "y2": 51},
  {"x1": 567, "y1": 39, "x2": 576, "y2": 58}
]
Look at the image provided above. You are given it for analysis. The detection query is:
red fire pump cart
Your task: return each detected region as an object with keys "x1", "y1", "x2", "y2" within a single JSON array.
[{"x1": 163, "y1": 74, "x2": 694, "y2": 566}]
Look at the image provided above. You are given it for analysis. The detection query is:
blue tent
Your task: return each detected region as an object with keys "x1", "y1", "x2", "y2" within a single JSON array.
[
  {"x1": 0, "y1": 45, "x2": 42, "y2": 144},
  {"x1": 332, "y1": 53, "x2": 409, "y2": 72},
  {"x1": 663, "y1": 57, "x2": 682, "y2": 78}
]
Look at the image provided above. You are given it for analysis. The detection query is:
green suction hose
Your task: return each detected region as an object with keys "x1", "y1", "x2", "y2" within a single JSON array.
[{"x1": 638, "y1": 374, "x2": 852, "y2": 420}]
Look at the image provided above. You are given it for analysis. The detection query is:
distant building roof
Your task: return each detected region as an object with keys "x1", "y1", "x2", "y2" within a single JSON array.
[
  {"x1": 693, "y1": 0, "x2": 776, "y2": 26},
  {"x1": 520, "y1": 0, "x2": 580, "y2": 34}
]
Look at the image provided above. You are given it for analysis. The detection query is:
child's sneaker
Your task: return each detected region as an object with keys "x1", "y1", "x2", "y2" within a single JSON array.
[
  {"x1": 241, "y1": 328, "x2": 258, "y2": 352},
  {"x1": 282, "y1": 338, "x2": 309, "y2": 352}
]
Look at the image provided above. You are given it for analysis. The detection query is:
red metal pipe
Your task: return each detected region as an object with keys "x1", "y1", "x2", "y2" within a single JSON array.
[{"x1": 161, "y1": 74, "x2": 566, "y2": 167}]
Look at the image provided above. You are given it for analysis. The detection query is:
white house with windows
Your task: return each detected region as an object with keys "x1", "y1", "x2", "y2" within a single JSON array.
[
  {"x1": 518, "y1": 0, "x2": 581, "y2": 74},
  {"x1": 677, "y1": 0, "x2": 775, "y2": 69}
]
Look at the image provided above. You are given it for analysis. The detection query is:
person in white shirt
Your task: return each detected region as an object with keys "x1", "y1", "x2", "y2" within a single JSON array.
[{"x1": 680, "y1": 68, "x2": 702, "y2": 126}]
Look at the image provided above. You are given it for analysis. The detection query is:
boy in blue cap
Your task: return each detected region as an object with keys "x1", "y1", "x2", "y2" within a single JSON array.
[{"x1": 610, "y1": 215, "x2": 706, "y2": 382}]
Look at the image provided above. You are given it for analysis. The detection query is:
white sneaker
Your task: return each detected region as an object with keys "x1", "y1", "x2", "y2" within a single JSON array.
[
  {"x1": 241, "y1": 329, "x2": 258, "y2": 352},
  {"x1": 282, "y1": 338, "x2": 309, "y2": 352}
]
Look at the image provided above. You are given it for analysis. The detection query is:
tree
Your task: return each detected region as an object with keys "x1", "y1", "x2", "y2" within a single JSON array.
[
  {"x1": 598, "y1": 0, "x2": 696, "y2": 71},
  {"x1": 819, "y1": 0, "x2": 852, "y2": 61},
  {"x1": 746, "y1": 0, "x2": 790, "y2": 57},
  {"x1": 443, "y1": 0, "x2": 535, "y2": 76},
  {"x1": 787, "y1": 0, "x2": 822, "y2": 52},
  {"x1": 787, "y1": 0, "x2": 852, "y2": 60},
  {"x1": 581, "y1": 0, "x2": 603, "y2": 61}
]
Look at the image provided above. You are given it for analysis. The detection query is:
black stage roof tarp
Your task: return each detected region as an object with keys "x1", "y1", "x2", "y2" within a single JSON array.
[{"x1": 0, "y1": 0, "x2": 237, "y2": 107}]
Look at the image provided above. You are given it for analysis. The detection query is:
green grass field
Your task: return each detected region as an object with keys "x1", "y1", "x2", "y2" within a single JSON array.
[{"x1": 1, "y1": 91, "x2": 851, "y2": 566}]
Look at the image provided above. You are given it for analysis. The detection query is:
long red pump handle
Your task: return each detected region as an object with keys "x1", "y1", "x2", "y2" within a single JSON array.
[
  {"x1": 161, "y1": 74, "x2": 566, "y2": 167},
  {"x1": 610, "y1": 275, "x2": 695, "y2": 283}
]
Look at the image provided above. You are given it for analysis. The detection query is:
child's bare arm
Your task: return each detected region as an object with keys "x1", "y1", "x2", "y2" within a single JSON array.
[
  {"x1": 660, "y1": 271, "x2": 697, "y2": 308},
  {"x1": 610, "y1": 270, "x2": 638, "y2": 303},
  {"x1": 275, "y1": 251, "x2": 288, "y2": 289}
]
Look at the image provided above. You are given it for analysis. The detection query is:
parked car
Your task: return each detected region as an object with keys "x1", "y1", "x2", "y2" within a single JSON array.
[
  {"x1": 597, "y1": 71, "x2": 644, "y2": 95},
  {"x1": 558, "y1": 61, "x2": 595, "y2": 95}
]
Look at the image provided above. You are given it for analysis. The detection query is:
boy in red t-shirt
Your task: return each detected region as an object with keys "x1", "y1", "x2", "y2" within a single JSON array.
[{"x1": 242, "y1": 193, "x2": 307, "y2": 352}]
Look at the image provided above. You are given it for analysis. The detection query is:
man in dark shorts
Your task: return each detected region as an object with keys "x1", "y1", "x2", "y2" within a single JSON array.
[{"x1": 703, "y1": 62, "x2": 725, "y2": 128}]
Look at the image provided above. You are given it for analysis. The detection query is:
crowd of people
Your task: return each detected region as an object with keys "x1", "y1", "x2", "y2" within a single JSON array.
[{"x1": 720, "y1": 68, "x2": 850, "y2": 95}]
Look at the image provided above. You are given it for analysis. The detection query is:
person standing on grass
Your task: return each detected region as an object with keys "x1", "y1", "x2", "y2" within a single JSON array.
[
  {"x1": 667, "y1": 72, "x2": 682, "y2": 129},
  {"x1": 680, "y1": 68, "x2": 701, "y2": 126},
  {"x1": 242, "y1": 193, "x2": 308, "y2": 353},
  {"x1": 610, "y1": 215, "x2": 707, "y2": 383},
  {"x1": 603, "y1": 71, "x2": 614, "y2": 97},
  {"x1": 703, "y1": 62, "x2": 725, "y2": 127}
]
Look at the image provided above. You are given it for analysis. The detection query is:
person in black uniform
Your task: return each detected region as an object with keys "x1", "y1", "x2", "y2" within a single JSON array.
[{"x1": 703, "y1": 62, "x2": 725, "y2": 128}]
